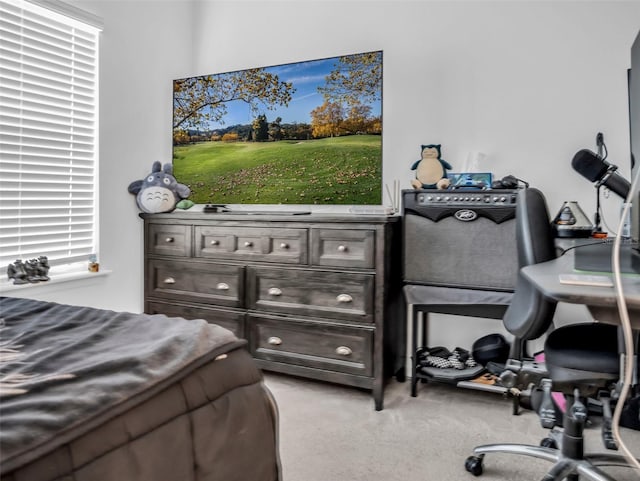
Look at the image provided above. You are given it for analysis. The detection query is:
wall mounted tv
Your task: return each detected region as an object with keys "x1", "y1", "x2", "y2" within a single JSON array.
[{"x1": 172, "y1": 51, "x2": 383, "y2": 206}]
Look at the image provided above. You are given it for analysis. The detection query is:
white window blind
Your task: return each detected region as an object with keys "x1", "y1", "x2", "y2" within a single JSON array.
[{"x1": 0, "y1": 0, "x2": 101, "y2": 269}]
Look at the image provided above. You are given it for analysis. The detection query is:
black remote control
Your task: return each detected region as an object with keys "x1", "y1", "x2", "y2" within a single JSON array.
[{"x1": 203, "y1": 204, "x2": 228, "y2": 213}]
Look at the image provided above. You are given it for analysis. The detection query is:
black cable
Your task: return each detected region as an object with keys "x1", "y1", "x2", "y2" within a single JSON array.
[{"x1": 557, "y1": 240, "x2": 609, "y2": 256}]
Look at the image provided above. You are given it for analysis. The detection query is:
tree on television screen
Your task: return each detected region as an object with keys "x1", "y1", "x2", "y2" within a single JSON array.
[
  {"x1": 173, "y1": 69, "x2": 295, "y2": 130},
  {"x1": 318, "y1": 51, "x2": 382, "y2": 107}
]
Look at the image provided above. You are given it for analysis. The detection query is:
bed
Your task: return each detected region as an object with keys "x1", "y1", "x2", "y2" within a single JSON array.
[{"x1": 0, "y1": 296, "x2": 281, "y2": 481}]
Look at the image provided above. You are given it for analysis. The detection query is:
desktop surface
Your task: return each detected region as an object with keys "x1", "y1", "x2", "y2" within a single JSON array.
[
  {"x1": 521, "y1": 247, "x2": 640, "y2": 327},
  {"x1": 573, "y1": 241, "x2": 640, "y2": 275}
]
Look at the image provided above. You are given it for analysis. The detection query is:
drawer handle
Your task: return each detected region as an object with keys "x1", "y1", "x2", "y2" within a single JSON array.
[
  {"x1": 336, "y1": 346, "x2": 352, "y2": 356},
  {"x1": 210, "y1": 239, "x2": 219, "y2": 246},
  {"x1": 244, "y1": 241, "x2": 253, "y2": 247},
  {"x1": 268, "y1": 336, "x2": 282, "y2": 346},
  {"x1": 280, "y1": 242, "x2": 289, "y2": 249},
  {"x1": 163, "y1": 277, "x2": 176, "y2": 284},
  {"x1": 337, "y1": 244, "x2": 348, "y2": 252},
  {"x1": 216, "y1": 282, "x2": 229, "y2": 291},
  {"x1": 268, "y1": 287, "x2": 282, "y2": 296},
  {"x1": 336, "y1": 293, "x2": 353, "y2": 303},
  {"x1": 165, "y1": 237, "x2": 174, "y2": 243}
]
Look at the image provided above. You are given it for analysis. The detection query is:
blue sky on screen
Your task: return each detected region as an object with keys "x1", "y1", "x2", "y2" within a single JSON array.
[{"x1": 205, "y1": 54, "x2": 381, "y2": 130}]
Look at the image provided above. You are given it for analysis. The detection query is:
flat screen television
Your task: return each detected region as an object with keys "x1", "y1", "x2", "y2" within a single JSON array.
[
  {"x1": 172, "y1": 51, "x2": 383, "y2": 207},
  {"x1": 630, "y1": 30, "x2": 640, "y2": 243}
]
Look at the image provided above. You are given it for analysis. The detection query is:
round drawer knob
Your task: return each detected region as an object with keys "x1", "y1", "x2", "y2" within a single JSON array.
[
  {"x1": 336, "y1": 293, "x2": 353, "y2": 303},
  {"x1": 210, "y1": 239, "x2": 219, "y2": 246},
  {"x1": 163, "y1": 277, "x2": 176, "y2": 284},
  {"x1": 216, "y1": 282, "x2": 229, "y2": 291},
  {"x1": 280, "y1": 242, "x2": 289, "y2": 249},
  {"x1": 268, "y1": 287, "x2": 282, "y2": 296},
  {"x1": 244, "y1": 241, "x2": 253, "y2": 247},
  {"x1": 335, "y1": 346, "x2": 352, "y2": 356},
  {"x1": 337, "y1": 245, "x2": 348, "y2": 252},
  {"x1": 268, "y1": 336, "x2": 283, "y2": 346},
  {"x1": 165, "y1": 237, "x2": 174, "y2": 243}
]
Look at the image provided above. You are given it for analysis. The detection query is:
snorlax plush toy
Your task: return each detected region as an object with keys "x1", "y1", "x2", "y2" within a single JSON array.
[
  {"x1": 128, "y1": 161, "x2": 191, "y2": 213},
  {"x1": 410, "y1": 144, "x2": 452, "y2": 189}
]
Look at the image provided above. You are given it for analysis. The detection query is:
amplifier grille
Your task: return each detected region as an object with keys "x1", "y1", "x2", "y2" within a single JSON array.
[{"x1": 403, "y1": 191, "x2": 518, "y2": 291}]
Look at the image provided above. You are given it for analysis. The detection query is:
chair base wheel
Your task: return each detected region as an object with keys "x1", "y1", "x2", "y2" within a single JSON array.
[
  {"x1": 540, "y1": 437, "x2": 557, "y2": 449},
  {"x1": 465, "y1": 455, "x2": 484, "y2": 476}
]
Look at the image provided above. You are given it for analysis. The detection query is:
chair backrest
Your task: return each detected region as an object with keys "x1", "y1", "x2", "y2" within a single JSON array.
[{"x1": 503, "y1": 187, "x2": 558, "y2": 344}]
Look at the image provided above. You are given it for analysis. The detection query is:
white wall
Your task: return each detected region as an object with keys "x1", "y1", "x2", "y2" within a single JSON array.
[
  {"x1": 191, "y1": 0, "x2": 640, "y2": 348},
  {"x1": 191, "y1": 1, "x2": 638, "y2": 222},
  {"x1": 12, "y1": 1, "x2": 640, "y2": 347}
]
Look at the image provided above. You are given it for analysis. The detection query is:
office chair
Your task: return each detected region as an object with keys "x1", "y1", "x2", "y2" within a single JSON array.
[{"x1": 465, "y1": 187, "x2": 637, "y2": 480}]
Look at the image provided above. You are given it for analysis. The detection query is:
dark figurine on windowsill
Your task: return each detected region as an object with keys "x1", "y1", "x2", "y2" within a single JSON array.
[
  {"x1": 24, "y1": 259, "x2": 41, "y2": 283},
  {"x1": 7, "y1": 259, "x2": 29, "y2": 285},
  {"x1": 36, "y1": 256, "x2": 50, "y2": 281},
  {"x1": 6, "y1": 256, "x2": 51, "y2": 285}
]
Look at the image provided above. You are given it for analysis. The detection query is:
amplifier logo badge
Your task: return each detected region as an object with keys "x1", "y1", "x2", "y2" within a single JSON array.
[{"x1": 454, "y1": 209, "x2": 478, "y2": 222}]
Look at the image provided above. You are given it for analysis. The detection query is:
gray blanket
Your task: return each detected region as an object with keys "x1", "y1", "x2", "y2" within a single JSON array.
[{"x1": 0, "y1": 296, "x2": 242, "y2": 474}]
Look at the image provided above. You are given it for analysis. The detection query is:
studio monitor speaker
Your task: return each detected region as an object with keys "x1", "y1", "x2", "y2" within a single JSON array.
[{"x1": 402, "y1": 190, "x2": 519, "y2": 291}]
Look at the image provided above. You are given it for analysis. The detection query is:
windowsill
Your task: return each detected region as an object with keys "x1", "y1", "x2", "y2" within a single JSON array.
[{"x1": 0, "y1": 263, "x2": 111, "y2": 294}]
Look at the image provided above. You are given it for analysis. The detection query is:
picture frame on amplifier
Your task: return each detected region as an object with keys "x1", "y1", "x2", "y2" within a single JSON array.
[{"x1": 447, "y1": 172, "x2": 493, "y2": 189}]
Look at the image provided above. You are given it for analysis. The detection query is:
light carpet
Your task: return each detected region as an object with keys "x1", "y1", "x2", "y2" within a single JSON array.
[{"x1": 265, "y1": 373, "x2": 640, "y2": 481}]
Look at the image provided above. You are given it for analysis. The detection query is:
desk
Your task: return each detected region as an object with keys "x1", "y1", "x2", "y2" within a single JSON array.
[{"x1": 521, "y1": 248, "x2": 640, "y2": 327}]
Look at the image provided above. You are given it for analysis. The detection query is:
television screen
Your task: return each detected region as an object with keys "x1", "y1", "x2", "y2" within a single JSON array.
[
  {"x1": 629, "y1": 31, "x2": 640, "y2": 242},
  {"x1": 172, "y1": 51, "x2": 383, "y2": 206}
]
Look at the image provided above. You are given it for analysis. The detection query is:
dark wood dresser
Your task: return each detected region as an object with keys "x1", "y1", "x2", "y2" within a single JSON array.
[{"x1": 140, "y1": 211, "x2": 403, "y2": 410}]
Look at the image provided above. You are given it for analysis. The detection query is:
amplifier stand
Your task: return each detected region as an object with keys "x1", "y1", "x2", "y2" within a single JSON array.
[{"x1": 405, "y1": 284, "x2": 513, "y2": 396}]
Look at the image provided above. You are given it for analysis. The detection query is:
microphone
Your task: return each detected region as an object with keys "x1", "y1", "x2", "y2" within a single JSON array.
[{"x1": 571, "y1": 149, "x2": 630, "y2": 199}]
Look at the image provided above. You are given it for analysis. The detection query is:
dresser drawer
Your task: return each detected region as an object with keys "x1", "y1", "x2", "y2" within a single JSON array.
[
  {"x1": 146, "y1": 301, "x2": 245, "y2": 338},
  {"x1": 248, "y1": 315, "x2": 373, "y2": 376},
  {"x1": 311, "y1": 228, "x2": 375, "y2": 268},
  {"x1": 147, "y1": 224, "x2": 191, "y2": 257},
  {"x1": 147, "y1": 259, "x2": 244, "y2": 308},
  {"x1": 246, "y1": 267, "x2": 374, "y2": 322},
  {"x1": 195, "y1": 226, "x2": 307, "y2": 264}
]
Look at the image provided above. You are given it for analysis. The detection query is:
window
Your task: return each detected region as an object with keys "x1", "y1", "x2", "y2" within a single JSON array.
[{"x1": 0, "y1": 0, "x2": 101, "y2": 270}]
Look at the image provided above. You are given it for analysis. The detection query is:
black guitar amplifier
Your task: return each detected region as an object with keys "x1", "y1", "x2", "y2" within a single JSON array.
[{"x1": 402, "y1": 189, "x2": 519, "y2": 291}]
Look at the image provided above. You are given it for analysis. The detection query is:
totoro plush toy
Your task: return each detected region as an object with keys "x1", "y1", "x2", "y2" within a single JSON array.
[{"x1": 128, "y1": 161, "x2": 191, "y2": 213}]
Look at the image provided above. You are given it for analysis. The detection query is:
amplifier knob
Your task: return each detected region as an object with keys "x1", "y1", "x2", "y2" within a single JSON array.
[
  {"x1": 444, "y1": 196, "x2": 450, "y2": 201},
  {"x1": 465, "y1": 197, "x2": 470, "y2": 201},
  {"x1": 452, "y1": 196, "x2": 458, "y2": 201},
  {"x1": 500, "y1": 196, "x2": 507, "y2": 202},
  {"x1": 426, "y1": 195, "x2": 433, "y2": 201}
]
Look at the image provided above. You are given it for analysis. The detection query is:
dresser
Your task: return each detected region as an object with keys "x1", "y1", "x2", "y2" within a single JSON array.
[{"x1": 140, "y1": 211, "x2": 402, "y2": 410}]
